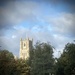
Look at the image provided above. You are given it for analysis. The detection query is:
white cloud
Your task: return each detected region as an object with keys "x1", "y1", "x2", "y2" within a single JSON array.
[
  {"x1": 0, "y1": 12, "x2": 75, "y2": 57},
  {"x1": 0, "y1": 1, "x2": 75, "y2": 57},
  {"x1": 12, "y1": 35, "x2": 16, "y2": 39},
  {"x1": 47, "y1": 13, "x2": 75, "y2": 36}
]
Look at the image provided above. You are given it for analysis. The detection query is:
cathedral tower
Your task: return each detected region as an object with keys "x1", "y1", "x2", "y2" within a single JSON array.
[{"x1": 20, "y1": 38, "x2": 33, "y2": 59}]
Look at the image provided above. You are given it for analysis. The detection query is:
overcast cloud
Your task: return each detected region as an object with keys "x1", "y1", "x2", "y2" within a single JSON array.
[{"x1": 0, "y1": 0, "x2": 75, "y2": 57}]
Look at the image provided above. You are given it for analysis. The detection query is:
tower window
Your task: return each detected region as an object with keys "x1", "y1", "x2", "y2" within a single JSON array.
[{"x1": 24, "y1": 43, "x2": 25, "y2": 46}]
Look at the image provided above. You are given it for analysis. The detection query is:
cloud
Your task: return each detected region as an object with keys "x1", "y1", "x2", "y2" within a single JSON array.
[
  {"x1": 0, "y1": 1, "x2": 40, "y2": 29},
  {"x1": 0, "y1": 36, "x2": 19, "y2": 56},
  {"x1": 46, "y1": 13, "x2": 75, "y2": 37},
  {"x1": 0, "y1": 0, "x2": 75, "y2": 57},
  {"x1": 0, "y1": 1, "x2": 41, "y2": 37},
  {"x1": 0, "y1": 20, "x2": 73, "y2": 57},
  {"x1": 0, "y1": 25, "x2": 55, "y2": 56},
  {"x1": 0, "y1": 20, "x2": 74, "y2": 57},
  {"x1": 1, "y1": 0, "x2": 75, "y2": 31}
]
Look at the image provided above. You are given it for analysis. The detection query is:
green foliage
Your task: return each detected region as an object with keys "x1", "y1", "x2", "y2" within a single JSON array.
[
  {"x1": 15, "y1": 59, "x2": 30, "y2": 75},
  {"x1": 0, "y1": 42, "x2": 54, "y2": 75},
  {"x1": 0, "y1": 50, "x2": 14, "y2": 59},
  {"x1": 55, "y1": 43, "x2": 75, "y2": 75},
  {"x1": 1, "y1": 42, "x2": 75, "y2": 75},
  {"x1": 0, "y1": 50, "x2": 30, "y2": 75},
  {"x1": 30, "y1": 42, "x2": 54, "y2": 75},
  {"x1": 64, "y1": 43, "x2": 75, "y2": 75},
  {"x1": 0, "y1": 50, "x2": 15, "y2": 75}
]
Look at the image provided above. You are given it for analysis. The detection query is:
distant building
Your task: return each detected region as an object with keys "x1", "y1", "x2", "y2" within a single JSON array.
[{"x1": 20, "y1": 38, "x2": 33, "y2": 59}]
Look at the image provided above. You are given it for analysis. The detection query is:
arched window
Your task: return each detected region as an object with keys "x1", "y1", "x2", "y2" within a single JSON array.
[{"x1": 24, "y1": 43, "x2": 25, "y2": 46}]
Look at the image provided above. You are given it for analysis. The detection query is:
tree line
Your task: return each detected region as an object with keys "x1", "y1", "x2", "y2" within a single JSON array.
[{"x1": 0, "y1": 42, "x2": 75, "y2": 75}]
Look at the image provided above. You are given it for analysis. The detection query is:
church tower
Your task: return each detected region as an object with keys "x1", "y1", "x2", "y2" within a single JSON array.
[{"x1": 20, "y1": 38, "x2": 33, "y2": 59}]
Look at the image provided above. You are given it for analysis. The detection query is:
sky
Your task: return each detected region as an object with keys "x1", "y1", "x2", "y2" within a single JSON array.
[{"x1": 0, "y1": 0, "x2": 75, "y2": 58}]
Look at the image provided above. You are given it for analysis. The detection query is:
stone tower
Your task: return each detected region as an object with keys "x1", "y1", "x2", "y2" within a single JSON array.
[{"x1": 20, "y1": 38, "x2": 33, "y2": 59}]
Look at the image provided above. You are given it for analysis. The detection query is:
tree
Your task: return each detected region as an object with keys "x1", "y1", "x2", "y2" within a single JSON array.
[
  {"x1": 0, "y1": 50, "x2": 14, "y2": 75},
  {"x1": 55, "y1": 43, "x2": 75, "y2": 75},
  {"x1": 64, "y1": 43, "x2": 75, "y2": 75},
  {"x1": 0, "y1": 50, "x2": 30, "y2": 75},
  {"x1": 55, "y1": 51, "x2": 67, "y2": 75},
  {"x1": 15, "y1": 59, "x2": 30, "y2": 75},
  {"x1": 30, "y1": 42, "x2": 54, "y2": 75}
]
